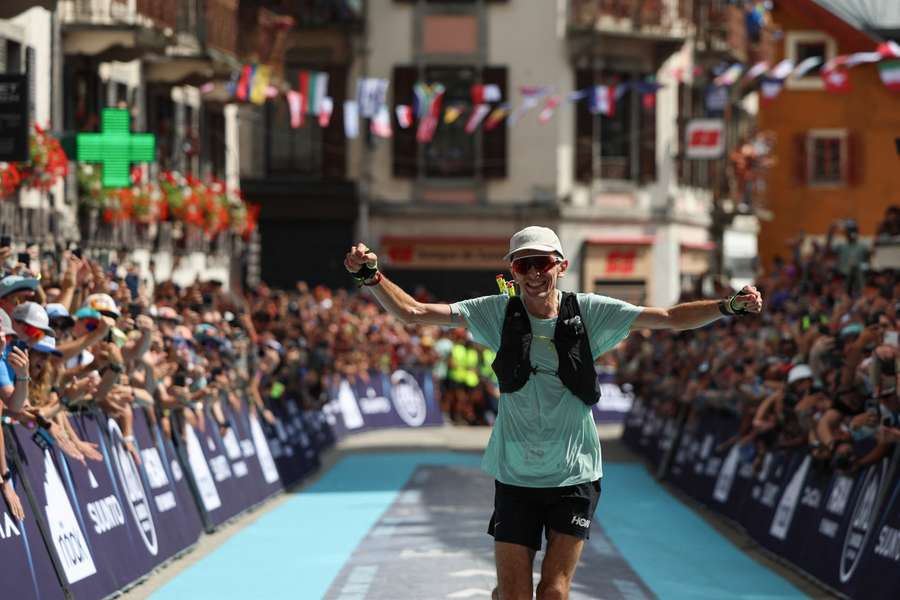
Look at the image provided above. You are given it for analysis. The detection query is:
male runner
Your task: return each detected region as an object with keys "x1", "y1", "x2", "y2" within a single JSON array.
[{"x1": 344, "y1": 226, "x2": 762, "y2": 600}]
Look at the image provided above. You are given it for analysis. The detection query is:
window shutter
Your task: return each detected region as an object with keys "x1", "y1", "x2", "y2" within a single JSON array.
[
  {"x1": 575, "y1": 68, "x2": 593, "y2": 183},
  {"x1": 392, "y1": 65, "x2": 418, "y2": 178},
  {"x1": 323, "y1": 65, "x2": 347, "y2": 179},
  {"x1": 846, "y1": 131, "x2": 862, "y2": 187},
  {"x1": 793, "y1": 132, "x2": 808, "y2": 185},
  {"x1": 481, "y1": 66, "x2": 507, "y2": 179},
  {"x1": 639, "y1": 94, "x2": 657, "y2": 184}
]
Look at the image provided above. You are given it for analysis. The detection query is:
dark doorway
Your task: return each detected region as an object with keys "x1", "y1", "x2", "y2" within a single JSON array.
[{"x1": 259, "y1": 219, "x2": 354, "y2": 289}]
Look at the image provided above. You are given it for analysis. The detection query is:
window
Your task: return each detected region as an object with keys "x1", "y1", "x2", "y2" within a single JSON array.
[
  {"x1": 393, "y1": 64, "x2": 506, "y2": 181},
  {"x1": 795, "y1": 41, "x2": 826, "y2": 78},
  {"x1": 5, "y1": 40, "x2": 21, "y2": 73},
  {"x1": 575, "y1": 69, "x2": 656, "y2": 183},
  {"x1": 266, "y1": 98, "x2": 323, "y2": 175},
  {"x1": 424, "y1": 65, "x2": 476, "y2": 178},
  {"x1": 786, "y1": 31, "x2": 836, "y2": 90},
  {"x1": 807, "y1": 131, "x2": 846, "y2": 185}
]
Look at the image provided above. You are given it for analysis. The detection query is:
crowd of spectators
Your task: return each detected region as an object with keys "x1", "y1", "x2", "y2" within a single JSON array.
[
  {"x1": 616, "y1": 208, "x2": 899, "y2": 476},
  {"x1": 0, "y1": 243, "x2": 503, "y2": 523}
]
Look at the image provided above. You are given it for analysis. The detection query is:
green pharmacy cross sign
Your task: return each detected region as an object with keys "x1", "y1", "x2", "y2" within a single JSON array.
[{"x1": 76, "y1": 108, "x2": 155, "y2": 188}]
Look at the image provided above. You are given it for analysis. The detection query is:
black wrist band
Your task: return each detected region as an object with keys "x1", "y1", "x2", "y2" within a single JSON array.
[
  {"x1": 0, "y1": 470, "x2": 10, "y2": 484},
  {"x1": 718, "y1": 300, "x2": 731, "y2": 317},
  {"x1": 350, "y1": 263, "x2": 378, "y2": 281}
]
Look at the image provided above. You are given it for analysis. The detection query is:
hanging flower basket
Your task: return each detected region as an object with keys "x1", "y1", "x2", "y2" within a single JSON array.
[
  {"x1": 21, "y1": 124, "x2": 68, "y2": 191},
  {"x1": 0, "y1": 162, "x2": 23, "y2": 198}
]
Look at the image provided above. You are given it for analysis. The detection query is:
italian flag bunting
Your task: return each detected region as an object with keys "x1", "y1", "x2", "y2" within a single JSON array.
[
  {"x1": 299, "y1": 70, "x2": 329, "y2": 115},
  {"x1": 878, "y1": 60, "x2": 900, "y2": 92}
]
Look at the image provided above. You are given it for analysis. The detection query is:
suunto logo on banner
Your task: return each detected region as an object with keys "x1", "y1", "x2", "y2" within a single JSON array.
[
  {"x1": 108, "y1": 419, "x2": 158, "y2": 556},
  {"x1": 390, "y1": 370, "x2": 427, "y2": 427},
  {"x1": 840, "y1": 462, "x2": 884, "y2": 583}
]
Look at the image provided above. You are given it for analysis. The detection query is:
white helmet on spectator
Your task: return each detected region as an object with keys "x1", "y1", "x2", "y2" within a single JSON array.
[
  {"x1": 787, "y1": 364, "x2": 813, "y2": 385},
  {"x1": 85, "y1": 293, "x2": 121, "y2": 318}
]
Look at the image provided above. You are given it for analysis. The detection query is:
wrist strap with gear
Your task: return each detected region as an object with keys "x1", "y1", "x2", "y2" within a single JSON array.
[
  {"x1": 728, "y1": 292, "x2": 749, "y2": 315},
  {"x1": 350, "y1": 262, "x2": 378, "y2": 282}
]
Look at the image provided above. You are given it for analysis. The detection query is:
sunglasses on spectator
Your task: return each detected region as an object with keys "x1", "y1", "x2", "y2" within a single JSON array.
[
  {"x1": 16, "y1": 321, "x2": 46, "y2": 341},
  {"x1": 511, "y1": 255, "x2": 561, "y2": 276}
]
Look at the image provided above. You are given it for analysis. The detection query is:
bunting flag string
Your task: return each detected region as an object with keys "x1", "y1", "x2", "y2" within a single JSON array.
[
  {"x1": 396, "y1": 105, "x2": 413, "y2": 129},
  {"x1": 464, "y1": 104, "x2": 491, "y2": 133},
  {"x1": 318, "y1": 97, "x2": 334, "y2": 127},
  {"x1": 483, "y1": 104, "x2": 511, "y2": 131},
  {"x1": 878, "y1": 60, "x2": 900, "y2": 91},
  {"x1": 287, "y1": 90, "x2": 303, "y2": 128},
  {"x1": 538, "y1": 95, "x2": 562, "y2": 124},
  {"x1": 792, "y1": 56, "x2": 823, "y2": 78},
  {"x1": 222, "y1": 35, "x2": 898, "y2": 141}
]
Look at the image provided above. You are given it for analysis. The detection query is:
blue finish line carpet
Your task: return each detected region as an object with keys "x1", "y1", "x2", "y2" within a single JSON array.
[{"x1": 150, "y1": 452, "x2": 807, "y2": 600}]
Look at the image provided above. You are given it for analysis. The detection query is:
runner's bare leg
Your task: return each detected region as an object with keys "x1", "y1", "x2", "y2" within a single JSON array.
[
  {"x1": 495, "y1": 541, "x2": 536, "y2": 600},
  {"x1": 535, "y1": 529, "x2": 585, "y2": 600}
]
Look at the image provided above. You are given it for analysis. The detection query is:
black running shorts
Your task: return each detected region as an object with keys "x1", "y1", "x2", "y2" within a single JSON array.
[{"x1": 487, "y1": 478, "x2": 602, "y2": 551}]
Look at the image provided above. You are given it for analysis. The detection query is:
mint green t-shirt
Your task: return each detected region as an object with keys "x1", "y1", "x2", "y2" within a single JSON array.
[{"x1": 453, "y1": 292, "x2": 642, "y2": 488}]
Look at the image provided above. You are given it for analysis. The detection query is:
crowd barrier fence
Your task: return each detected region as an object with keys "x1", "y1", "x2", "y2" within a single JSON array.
[
  {"x1": 0, "y1": 367, "x2": 443, "y2": 600},
  {"x1": 622, "y1": 399, "x2": 900, "y2": 600}
]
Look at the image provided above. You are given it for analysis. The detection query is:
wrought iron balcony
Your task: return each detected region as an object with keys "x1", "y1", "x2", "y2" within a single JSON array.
[{"x1": 568, "y1": 0, "x2": 687, "y2": 35}]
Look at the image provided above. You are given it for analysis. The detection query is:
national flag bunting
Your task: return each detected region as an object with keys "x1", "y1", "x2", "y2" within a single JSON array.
[
  {"x1": 371, "y1": 105, "x2": 393, "y2": 138},
  {"x1": 590, "y1": 85, "x2": 616, "y2": 116},
  {"x1": 714, "y1": 63, "x2": 743, "y2": 87},
  {"x1": 343, "y1": 100, "x2": 359, "y2": 139},
  {"x1": 538, "y1": 95, "x2": 562, "y2": 124},
  {"x1": 395, "y1": 105, "x2": 413, "y2": 129},
  {"x1": 249, "y1": 65, "x2": 271, "y2": 105},
  {"x1": 759, "y1": 77, "x2": 783, "y2": 103},
  {"x1": 299, "y1": 70, "x2": 329, "y2": 115},
  {"x1": 318, "y1": 97, "x2": 333, "y2": 127},
  {"x1": 822, "y1": 68, "x2": 851, "y2": 93},
  {"x1": 792, "y1": 56, "x2": 823, "y2": 78},
  {"x1": 465, "y1": 104, "x2": 491, "y2": 133},
  {"x1": 483, "y1": 104, "x2": 511, "y2": 131},
  {"x1": 878, "y1": 60, "x2": 900, "y2": 92},
  {"x1": 286, "y1": 90, "x2": 303, "y2": 128}
]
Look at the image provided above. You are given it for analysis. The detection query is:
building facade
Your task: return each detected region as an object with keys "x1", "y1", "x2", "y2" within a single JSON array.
[
  {"x1": 335, "y1": 0, "x2": 764, "y2": 305},
  {"x1": 758, "y1": 0, "x2": 900, "y2": 269}
]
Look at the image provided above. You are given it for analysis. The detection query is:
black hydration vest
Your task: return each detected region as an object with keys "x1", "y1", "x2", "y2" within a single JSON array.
[{"x1": 491, "y1": 292, "x2": 600, "y2": 406}]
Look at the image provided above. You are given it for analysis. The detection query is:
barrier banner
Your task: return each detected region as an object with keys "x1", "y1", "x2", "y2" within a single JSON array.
[
  {"x1": 327, "y1": 369, "x2": 443, "y2": 435},
  {"x1": 621, "y1": 400, "x2": 900, "y2": 600},
  {"x1": 129, "y1": 408, "x2": 204, "y2": 555},
  {"x1": 225, "y1": 399, "x2": 283, "y2": 501},
  {"x1": 178, "y1": 408, "x2": 260, "y2": 530},
  {"x1": 592, "y1": 371, "x2": 634, "y2": 424},
  {"x1": 853, "y1": 465, "x2": 900, "y2": 598},
  {"x1": 262, "y1": 397, "x2": 321, "y2": 488},
  {"x1": 9, "y1": 421, "x2": 111, "y2": 600},
  {"x1": 1, "y1": 425, "x2": 67, "y2": 600},
  {"x1": 208, "y1": 399, "x2": 282, "y2": 508}
]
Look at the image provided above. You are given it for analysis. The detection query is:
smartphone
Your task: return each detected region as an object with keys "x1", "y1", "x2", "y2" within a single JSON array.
[
  {"x1": 172, "y1": 373, "x2": 187, "y2": 387},
  {"x1": 128, "y1": 303, "x2": 142, "y2": 317},
  {"x1": 12, "y1": 339, "x2": 29, "y2": 352},
  {"x1": 17, "y1": 252, "x2": 30, "y2": 265},
  {"x1": 0, "y1": 235, "x2": 10, "y2": 248},
  {"x1": 72, "y1": 246, "x2": 82, "y2": 259}
]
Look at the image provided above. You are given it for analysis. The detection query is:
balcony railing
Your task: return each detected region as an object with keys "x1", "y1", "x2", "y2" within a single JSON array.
[
  {"x1": 569, "y1": 0, "x2": 684, "y2": 33},
  {"x1": 60, "y1": 0, "x2": 140, "y2": 25}
]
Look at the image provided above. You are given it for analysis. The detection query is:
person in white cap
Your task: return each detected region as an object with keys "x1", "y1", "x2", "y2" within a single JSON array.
[{"x1": 345, "y1": 225, "x2": 763, "y2": 600}]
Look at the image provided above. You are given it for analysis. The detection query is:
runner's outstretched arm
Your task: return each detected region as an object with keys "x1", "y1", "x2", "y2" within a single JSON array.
[
  {"x1": 630, "y1": 285, "x2": 763, "y2": 331},
  {"x1": 343, "y1": 242, "x2": 466, "y2": 328}
]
